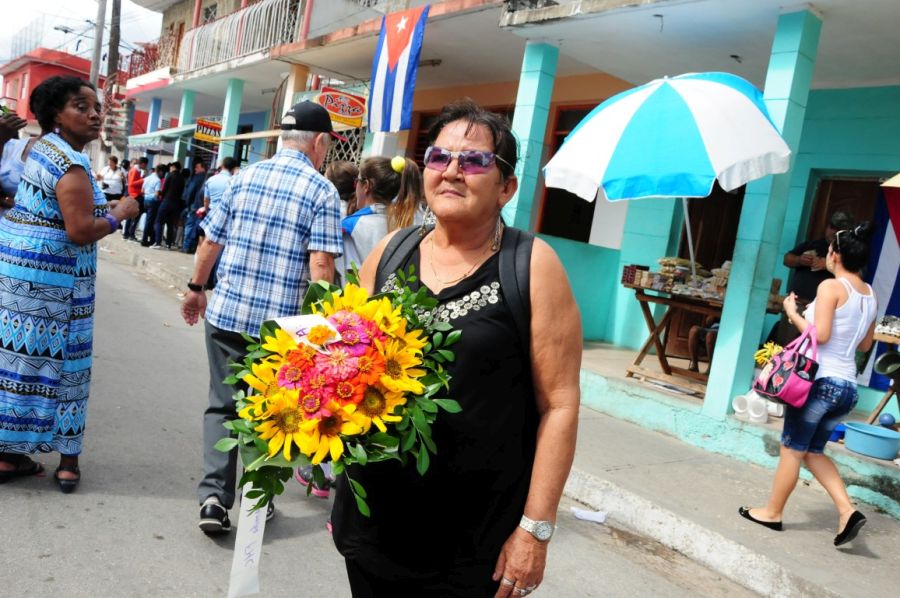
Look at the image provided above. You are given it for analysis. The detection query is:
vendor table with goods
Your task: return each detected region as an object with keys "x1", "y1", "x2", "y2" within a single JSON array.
[{"x1": 621, "y1": 259, "x2": 781, "y2": 396}]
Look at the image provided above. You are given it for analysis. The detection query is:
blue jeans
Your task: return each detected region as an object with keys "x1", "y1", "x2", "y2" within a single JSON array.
[
  {"x1": 782, "y1": 377, "x2": 857, "y2": 453},
  {"x1": 182, "y1": 210, "x2": 202, "y2": 253}
]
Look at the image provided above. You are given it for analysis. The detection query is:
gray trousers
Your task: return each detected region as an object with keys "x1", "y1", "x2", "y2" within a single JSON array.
[{"x1": 197, "y1": 321, "x2": 254, "y2": 508}]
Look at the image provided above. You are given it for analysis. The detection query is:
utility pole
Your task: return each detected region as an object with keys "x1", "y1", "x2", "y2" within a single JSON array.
[
  {"x1": 89, "y1": 0, "x2": 107, "y2": 86},
  {"x1": 101, "y1": 0, "x2": 123, "y2": 156}
]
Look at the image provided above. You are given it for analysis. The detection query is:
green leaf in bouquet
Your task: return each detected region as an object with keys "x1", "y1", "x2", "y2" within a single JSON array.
[
  {"x1": 401, "y1": 429, "x2": 417, "y2": 452},
  {"x1": 354, "y1": 494, "x2": 371, "y2": 517},
  {"x1": 254, "y1": 437, "x2": 269, "y2": 453},
  {"x1": 419, "y1": 430, "x2": 437, "y2": 454},
  {"x1": 348, "y1": 477, "x2": 368, "y2": 499},
  {"x1": 431, "y1": 320, "x2": 453, "y2": 332},
  {"x1": 433, "y1": 399, "x2": 463, "y2": 413},
  {"x1": 367, "y1": 432, "x2": 400, "y2": 448},
  {"x1": 331, "y1": 459, "x2": 346, "y2": 476},
  {"x1": 230, "y1": 419, "x2": 254, "y2": 435},
  {"x1": 395, "y1": 416, "x2": 410, "y2": 431},
  {"x1": 432, "y1": 331, "x2": 444, "y2": 347},
  {"x1": 240, "y1": 332, "x2": 257, "y2": 344},
  {"x1": 346, "y1": 266, "x2": 361, "y2": 286},
  {"x1": 214, "y1": 437, "x2": 240, "y2": 452},
  {"x1": 223, "y1": 374, "x2": 240, "y2": 385},
  {"x1": 416, "y1": 396, "x2": 438, "y2": 414},
  {"x1": 416, "y1": 448, "x2": 430, "y2": 475},
  {"x1": 437, "y1": 349, "x2": 455, "y2": 362},
  {"x1": 246, "y1": 489, "x2": 264, "y2": 499},
  {"x1": 351, "y1": 443, "x2": 368, "y2": 466},
  {"x1": 411, "y1": 406, "x2": 427, "y2": 432},
  {"x1": 445, "y1": 330, "x2": 462, "y2": 346}
]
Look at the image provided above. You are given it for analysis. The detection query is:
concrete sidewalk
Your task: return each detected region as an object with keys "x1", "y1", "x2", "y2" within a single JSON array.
[{"x1": 98, "y1": 234, "x2": 900, "y2": 598}]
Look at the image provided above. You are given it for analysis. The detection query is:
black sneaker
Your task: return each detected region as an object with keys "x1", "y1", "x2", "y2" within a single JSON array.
[{"x1": 199, "y1": 496, "x2": 231, "y2": 534}]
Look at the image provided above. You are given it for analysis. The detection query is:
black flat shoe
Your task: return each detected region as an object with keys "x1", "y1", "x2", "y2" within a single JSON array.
[
  {"x1": 738, "y1": 506, "x2": 783, "y2": 531},
  {"x1": 834, "y1": 511, "x2": 866, "y2": 546},
  {"x1": 54, "y1": 465, "x2": 80, "y2": 494},
  {"x1": 0, "y1": 455, "x2": 43, "y2": 483}
]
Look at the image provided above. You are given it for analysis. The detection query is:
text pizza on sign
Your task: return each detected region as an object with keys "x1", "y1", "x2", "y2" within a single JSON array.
[{"x1": 316, "y1": 87, "x2": 367, "y2": 129}]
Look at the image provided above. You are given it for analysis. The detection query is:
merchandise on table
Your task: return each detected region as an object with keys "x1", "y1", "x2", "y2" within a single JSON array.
[{"x1": 875, "y1": 315, "x2": 900, "y2": 338}]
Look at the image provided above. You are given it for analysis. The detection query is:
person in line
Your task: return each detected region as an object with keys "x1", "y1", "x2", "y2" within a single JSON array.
[
  {"x1": 123, "y1": 156, "x2": 149, "y2": 241},
  {"x1": 96, "y1": 155, "x2": 125, "y2": 204},
  {"x1": 140, "y1": 165, "x2": 166, "y2": 247},
  {"x1": 151, "y1": 161, "x2": 184, "y2": 249},
  {"x1": 740, "y1": 223, "x2": 877, "y2": 547},
  {"x1": 0, "y1": 76, "x2": 139, "y2": 489},
  {"x1": 332, "y1": 99, "x2": 581, "y2": 597},
  {"x1": 197, "y1": 157, "x2": 239, "y2": 290},
  {"x1": 180, "y1": 101, "x2": 343, "y2": 534},
  {"x1": 180, "y1": 160, "x2": 208, "y2": 254},
  {"x1": 324, "y1": 160, "x2": 359, "y2": 218}
]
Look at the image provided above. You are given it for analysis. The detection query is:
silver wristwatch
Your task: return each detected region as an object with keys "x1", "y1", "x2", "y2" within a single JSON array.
[{"x1": 519, "y1": 514, "x2": 555, "y2": 541}]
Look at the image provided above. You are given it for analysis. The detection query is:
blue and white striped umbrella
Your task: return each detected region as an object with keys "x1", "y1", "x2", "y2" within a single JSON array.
[{"x1": 543, "y1": 72, "x2": 792, "y2": 202}]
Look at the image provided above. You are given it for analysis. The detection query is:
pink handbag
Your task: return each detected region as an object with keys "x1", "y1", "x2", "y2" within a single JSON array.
[{"x1": 753, "y1": 325, "x2": 819, "y2": 408}]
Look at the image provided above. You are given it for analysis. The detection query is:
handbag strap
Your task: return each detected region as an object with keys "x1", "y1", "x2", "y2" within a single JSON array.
[{"x1": 785, "y1": 324, "x2": 818, "y2": 360}]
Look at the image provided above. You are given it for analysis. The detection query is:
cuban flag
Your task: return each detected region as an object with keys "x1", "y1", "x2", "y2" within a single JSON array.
[
  {"x1": 860, "y1": 185, "x2": 900, "y2": 390},
  {"x1": 368, "y1": 5, "x2": 430, "y2": 133}
]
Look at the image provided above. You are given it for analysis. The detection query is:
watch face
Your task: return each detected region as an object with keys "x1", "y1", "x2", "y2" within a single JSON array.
[{"x1": 534, "y1": 521, "x2": 554, "y2": 541}]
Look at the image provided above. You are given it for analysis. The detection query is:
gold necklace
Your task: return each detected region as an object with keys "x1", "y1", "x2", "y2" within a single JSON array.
[{"x1": 428, "y1": 233, "x2": 495, "y2": 286}]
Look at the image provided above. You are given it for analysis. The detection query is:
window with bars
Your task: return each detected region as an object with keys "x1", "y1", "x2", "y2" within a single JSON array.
[
  {"x1": 324, "y1": 127, "x2": 366, "y2": 171},
  {"x1": 202, "y1": 5, "x2": 218, "y2": 25}
]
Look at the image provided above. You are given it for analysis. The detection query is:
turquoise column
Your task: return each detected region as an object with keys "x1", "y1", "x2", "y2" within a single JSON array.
[
  {"x1": 147, "y1": 97, "x2": 162, "y2": 133},
  {"x1": 217, "y1": 78, "x2": 245, "y2": 162},
  {"x1": 174, "y1": 90, "x2": 196, "y2": 163},
  {"x1": 703, "y1": 9, "x2": 822, "y2": 418},
  {"x1": 503, "y1": 41, "x2": 558, "y2": 230},
  {"x1": 608, "y1": 199, "x2": 684, "y2": 347}
]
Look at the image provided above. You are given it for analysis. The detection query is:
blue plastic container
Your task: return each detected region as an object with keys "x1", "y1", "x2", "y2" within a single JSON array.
[
  {"x1": 843, "y1": 422, "x2": 900, "y2": 460},
  {"x1": 829, "y1": 423, "x2": 846, "y2": 442}
]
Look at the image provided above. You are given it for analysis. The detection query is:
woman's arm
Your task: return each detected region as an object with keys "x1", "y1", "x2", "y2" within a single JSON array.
[
  {"x1": 783, "y1": 280, "x2": 839, "y2": 344},
  {"x1": 56, "y1": 167, "x2": 138, "y2": 246},
  {"x1": 493, "y1": 238, "x2": 582, "y2": 597}
]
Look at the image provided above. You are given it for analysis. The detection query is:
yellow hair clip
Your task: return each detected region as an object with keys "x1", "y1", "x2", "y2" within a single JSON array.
[{"x1": 390, "y1": 156, "x2": 406, "y2": 174}]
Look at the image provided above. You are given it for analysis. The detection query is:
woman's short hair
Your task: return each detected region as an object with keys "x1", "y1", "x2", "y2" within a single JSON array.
[
  {"x1": 831, "y1": 221, "x2": 873, "y2": 273},
  {"x1": 427, "y1": 98, "x2": 518, "y2": 179},
  {"x1": 29, "y1": 76, "x2": 96, "y2": 133}
]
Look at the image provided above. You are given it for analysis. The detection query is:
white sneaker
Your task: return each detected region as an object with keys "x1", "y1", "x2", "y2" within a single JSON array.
[{"x1": 150, "y1": 244, "x2": 163, "y2": 250}]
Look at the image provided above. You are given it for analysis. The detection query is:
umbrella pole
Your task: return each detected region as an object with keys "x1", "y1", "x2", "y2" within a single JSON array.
[{"x1": 682, "y1": 197, "x2": 697, "y2": 278}]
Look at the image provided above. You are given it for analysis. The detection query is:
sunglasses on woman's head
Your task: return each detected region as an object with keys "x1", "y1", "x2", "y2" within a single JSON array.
[
  {"x1": 834, "y1": 229, "x2": 847, "y2": 253},
  {"x1": 423, "y1": 146, "x2": 512, "y2": 175}
]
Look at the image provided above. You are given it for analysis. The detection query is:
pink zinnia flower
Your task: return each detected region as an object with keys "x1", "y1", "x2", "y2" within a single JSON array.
[
  {"x1": 315, "y1": 348, "x2": 359, "y2": 381},
  {"x1": 277, "y1": 363, "x2": 305, "y2": 390},
  {"x1": 339, "y1": 325, "x2": 372, "y2": 356}
]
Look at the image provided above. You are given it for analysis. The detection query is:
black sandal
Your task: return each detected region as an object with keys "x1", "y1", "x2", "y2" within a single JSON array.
[
  {"x1": 54, "y1": 464, "x2": 81, "y2": 494},
  {"x1": 0, "y1": 455, "x2": 44, "y2": 483}
]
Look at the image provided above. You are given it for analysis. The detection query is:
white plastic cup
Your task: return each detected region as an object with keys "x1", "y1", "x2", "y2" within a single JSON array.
[
  {"x1": 732, "y1": 394, "x2": 749, "y2": 420},
  {"x1": 767, "y1": 401, "x2": 785, "y2": 417},
  {"x1": 747, "y1": 394, "x2": 769, "y2": 424}
]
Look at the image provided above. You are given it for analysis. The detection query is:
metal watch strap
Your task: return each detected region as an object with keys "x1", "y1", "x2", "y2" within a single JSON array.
[{"x1": 519, "y1": 514, "x2": 555, "y2": 541}]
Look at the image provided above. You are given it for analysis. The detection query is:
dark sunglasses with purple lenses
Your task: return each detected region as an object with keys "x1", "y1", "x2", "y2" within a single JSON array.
[{"x1": 424, "y1": 146, "x2": 512, "y2": 175}]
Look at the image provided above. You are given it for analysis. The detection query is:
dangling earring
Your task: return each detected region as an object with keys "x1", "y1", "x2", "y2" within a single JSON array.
[
  {"x1": 54, "y1": 126, "x2": 60, "y2": 134},
  {"x1": 419, "y1": 205, "x2": 435, "y2": 237},
  {"x1": 491, "y1": 216, "x2": 504, "y2": 252}
]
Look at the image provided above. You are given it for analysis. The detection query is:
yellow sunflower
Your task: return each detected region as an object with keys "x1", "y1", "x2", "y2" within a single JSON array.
[
  {"x1": 316, "y1": 283, "x2": 371, "y2": 316},
  {"x1": 355, "y1": 383, "x2": 407, "y2": 433},
  {"x1": 261, "y1": 328, "x2": 298, "y2": 357},
  {"x1": 390, "y1": 319, "x2": 428, "y2": 353},
  {"x1": 298, "y1": 400, "x2": 363, "y2": 464},
  {"x1": 254, "y1": 393, "x2": 307, "y2": 461},
  {"x1": 238, "y1": 360, "x2": 282, "y2": 420},
  {"x1": 378, "y1": 338, "x2": 426, "y2": 394}
]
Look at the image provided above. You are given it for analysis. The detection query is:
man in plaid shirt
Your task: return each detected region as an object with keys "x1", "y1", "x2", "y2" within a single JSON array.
[{"x1": 181, "y1": 102, "x2": 345, "y2": 534}]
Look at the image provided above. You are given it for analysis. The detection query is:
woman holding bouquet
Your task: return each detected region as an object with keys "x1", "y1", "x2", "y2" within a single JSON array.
[
  {"x1": 332, "y1": 99, "x2": 582, "y2": 597},
  {"x1": 0, "y1": 76, "x2": 138, "y2": 490},
  {"x1": 740, "y1": 223, "x2": 876, "y2": 546}
]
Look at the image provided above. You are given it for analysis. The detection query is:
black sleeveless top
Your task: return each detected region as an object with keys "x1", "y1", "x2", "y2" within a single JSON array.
[{"x1": 332, "y1": 240, "x2": 538, "y2": 579}]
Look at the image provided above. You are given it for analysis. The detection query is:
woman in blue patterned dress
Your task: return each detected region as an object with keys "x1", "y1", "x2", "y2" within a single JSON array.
[{"x1": 0, "y1": 76, "x2": 138, "y2": 492}]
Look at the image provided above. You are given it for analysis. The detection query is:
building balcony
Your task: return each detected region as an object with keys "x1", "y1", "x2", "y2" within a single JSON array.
[
  {"x1": 126, "y1": 33, "x2": 181, "y2": 80},
  {"x1": 177, "y1": 0, "x2": 302, "y2": 74}
]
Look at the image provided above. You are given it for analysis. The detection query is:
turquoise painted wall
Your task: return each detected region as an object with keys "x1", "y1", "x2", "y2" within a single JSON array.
[{"x1": 538, "y1": 234, "x2": 620, "y2": 341}]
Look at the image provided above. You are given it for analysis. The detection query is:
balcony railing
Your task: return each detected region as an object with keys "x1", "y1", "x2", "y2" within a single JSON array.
[
  {"x1": 126, "y1": 33, "x2": 181, "y2": 80},
  {"x1": 177, "y1": 0, "x2": 301, "y2": 73}
]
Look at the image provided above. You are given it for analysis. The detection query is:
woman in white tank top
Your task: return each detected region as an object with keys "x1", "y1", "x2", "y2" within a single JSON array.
[{"x1": 740, "y1": 223, "x2": 877, "y2": 547}]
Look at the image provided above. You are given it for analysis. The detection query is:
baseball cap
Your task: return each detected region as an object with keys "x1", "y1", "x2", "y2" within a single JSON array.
[{"x1": 280, "y1": 101, "x2": 348, "y2": 142}]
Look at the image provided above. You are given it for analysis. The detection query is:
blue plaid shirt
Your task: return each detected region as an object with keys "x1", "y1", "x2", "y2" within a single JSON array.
[{"x1": 202, "y1": 149, "x2": 342, "y2": 336}]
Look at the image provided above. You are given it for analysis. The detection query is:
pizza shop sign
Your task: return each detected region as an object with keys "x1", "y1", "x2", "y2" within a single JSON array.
[{"x1": 316, "y1": 87, "x2": 366, "y2": 129}]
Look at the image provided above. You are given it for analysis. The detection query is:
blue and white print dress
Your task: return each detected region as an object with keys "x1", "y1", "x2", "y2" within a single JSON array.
[{"x1": 0, "y1": 133, "x2": 106, "y2": 456}]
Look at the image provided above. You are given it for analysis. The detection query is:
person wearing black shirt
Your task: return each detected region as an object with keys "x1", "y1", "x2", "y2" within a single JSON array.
[{"x1": 151, "y1": 161, "x2": 185, "y2": 249}]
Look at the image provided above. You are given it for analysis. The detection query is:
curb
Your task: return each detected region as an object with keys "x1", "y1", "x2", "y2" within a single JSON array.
[
  {"x1": 564, "y1": 467, "x2": 838, "y2": 598},
  {"x1": 99, "y1": 239, "x2": 192, "y2": 291}
]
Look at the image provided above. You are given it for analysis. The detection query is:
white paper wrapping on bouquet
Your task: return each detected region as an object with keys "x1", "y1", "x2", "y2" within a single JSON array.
[
  {"x1": 227, "y1": 484, "x2": 268, "y2": 598},
  {"x1": 272, "y1": 314, "x2": 341, "y2": 352}
]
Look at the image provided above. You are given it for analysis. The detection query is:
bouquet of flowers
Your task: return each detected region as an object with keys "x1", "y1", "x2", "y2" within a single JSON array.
[{"x1": 216, "y1": 269, "x2": 460, "y2": 516}]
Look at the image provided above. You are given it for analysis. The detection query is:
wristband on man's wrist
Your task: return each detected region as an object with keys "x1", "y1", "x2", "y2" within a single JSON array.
[
  {"x1": 187, "y1": 281, "x2": 205, "y2": 292},
  {"x1": 102, "y1": 213, "x2": 119, "y2": 234}
]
